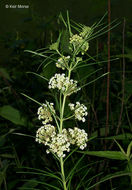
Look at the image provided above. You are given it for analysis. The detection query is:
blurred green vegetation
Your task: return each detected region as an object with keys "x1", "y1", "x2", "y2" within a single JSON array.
[{"x1": 0, "y1": 0, "x2": 132, "y2": 189}]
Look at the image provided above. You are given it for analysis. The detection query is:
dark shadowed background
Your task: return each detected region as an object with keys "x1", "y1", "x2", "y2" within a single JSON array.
[{"x1": 0, "y1": 0, "x2": 132, "y2": 64}]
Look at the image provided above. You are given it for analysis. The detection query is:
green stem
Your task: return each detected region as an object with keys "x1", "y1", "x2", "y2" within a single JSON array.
[
  {"x1": 59, "y1": 68, "x2": 72, "y2": 189},
  {"x1": 60, "y1": 94, "x2": 66, "y2": 132},
  {"x1": 60, "y1": 69, "x2": 71, "y2": 133},
  {"x1": 60, "y1": 157, "x2": 67, "y2": 190}
]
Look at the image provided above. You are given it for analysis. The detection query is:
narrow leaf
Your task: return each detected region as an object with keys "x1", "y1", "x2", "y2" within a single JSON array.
[
  {"x1": 80, "y1": 72, "x2": 108, "y2": 89},
  {"x1": 21, "y1": 93, "x2": 42, "y2": 105},
  {"x1": 78, "y1": 151, "x2": 127, "y2": 160},
  {"x1": 86, "y1": 171, "x2": 132, "y2": 190},
  {"x1": 27, "y1": 72, "x2": 48, "y2": 81}
]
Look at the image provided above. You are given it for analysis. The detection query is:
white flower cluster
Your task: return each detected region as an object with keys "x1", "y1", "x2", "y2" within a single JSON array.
[
  {"x1": 36, "y1": 125, "x2": 88, "y2": 157},
  {"x1": 68, "y1": 127, "x2": 88, "y2": 150},
  {"x1": 69, "y1": 34, "x2": 89, "y2": 55},
  {"x1": 48, "y1": 73, "x2": 80, "y2": 96},
  {"x1": 36, "y1": 124, "x2": 56, "y2": 145},
  {"x1": 49, "y1": 129, "x2": 70, "y2": 157},
  {"x1": 37, "y1": 102, "x2": 55, "y2": 124},
  {"x1": 69, "y1": 102, "x2": 88, "y2": 122},
  {"x1": 36, "y1": 126, "x2": 70, "y2": 158},
  {"x1": 56, "y1": 56, "x2": 70, "y2": 70}
]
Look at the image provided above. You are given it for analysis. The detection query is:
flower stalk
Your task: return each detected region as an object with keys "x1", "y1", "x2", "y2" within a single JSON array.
[
  {"x1": 59, "y1": 68, "x2": 72, "y2": 189},
  {"x1": 60, "y1": 157, "x2": 67, "y2": 190},
  {"x1": 60, "y1": 94, "x2": 66, "y2": 133}
]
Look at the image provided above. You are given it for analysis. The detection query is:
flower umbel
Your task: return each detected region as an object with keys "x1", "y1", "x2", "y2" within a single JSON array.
[
  {"x1": 48, "y1": 73, "x2": 80, "y2": 96},
  {"x1": 49, "y1": 129, "x2": 70, "y2": 158},
  {"x1": 36, "y1": 124, "x2": 56, "y2": 145},
  {"x1": 68, "y1": 127, "x2": 88, "y2": 150},
  {"x1": 56, "y1": 56, "x2": 70, "y2": 70},
  {"x1": 37, "y1": 102, "x2": 55, "y2": 124},
  {"x1": 69, "y1": 34, "x2": 89, "y2": 55},
  {"x1": 69, "y1": 102, "x2": 88, "y2": 122}
]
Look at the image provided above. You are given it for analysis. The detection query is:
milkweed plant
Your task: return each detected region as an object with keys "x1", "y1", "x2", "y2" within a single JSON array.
[
  {"x1": 24, "y1": 12, "x2": 112, "y2": 190},
  {"x1": 36, "y1": 26, "x2": 90, "y2": 190}
]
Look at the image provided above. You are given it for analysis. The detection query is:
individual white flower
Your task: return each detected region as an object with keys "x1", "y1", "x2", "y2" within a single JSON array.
[
  {"x1": 68, "y1": 103, "x2": 75, "y2": 110},
  {"x1": 48, "y1": 73, "x2": 80, "y2": 96},
  {"x1": 46, "y1": 149, "x2": 50, "y2": 154},
  {"x1": 56, "y1": 56, "x2": 70, "y2": 70},
  {"x1": 37, "y1": 102, "x2": 55, "y2": 124},
  {"x1": 68, "y1": 127, "x2": 88, "y2": 150},
  {"x1": 35, "y1": 124, "x2": 56, "y2": 145},
  {"x1": 48, "y1": 129, "x2": 70, "y2": 158},
  {"x1": 69, "y1": 102, "x2": 88, "y2": 122}
]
